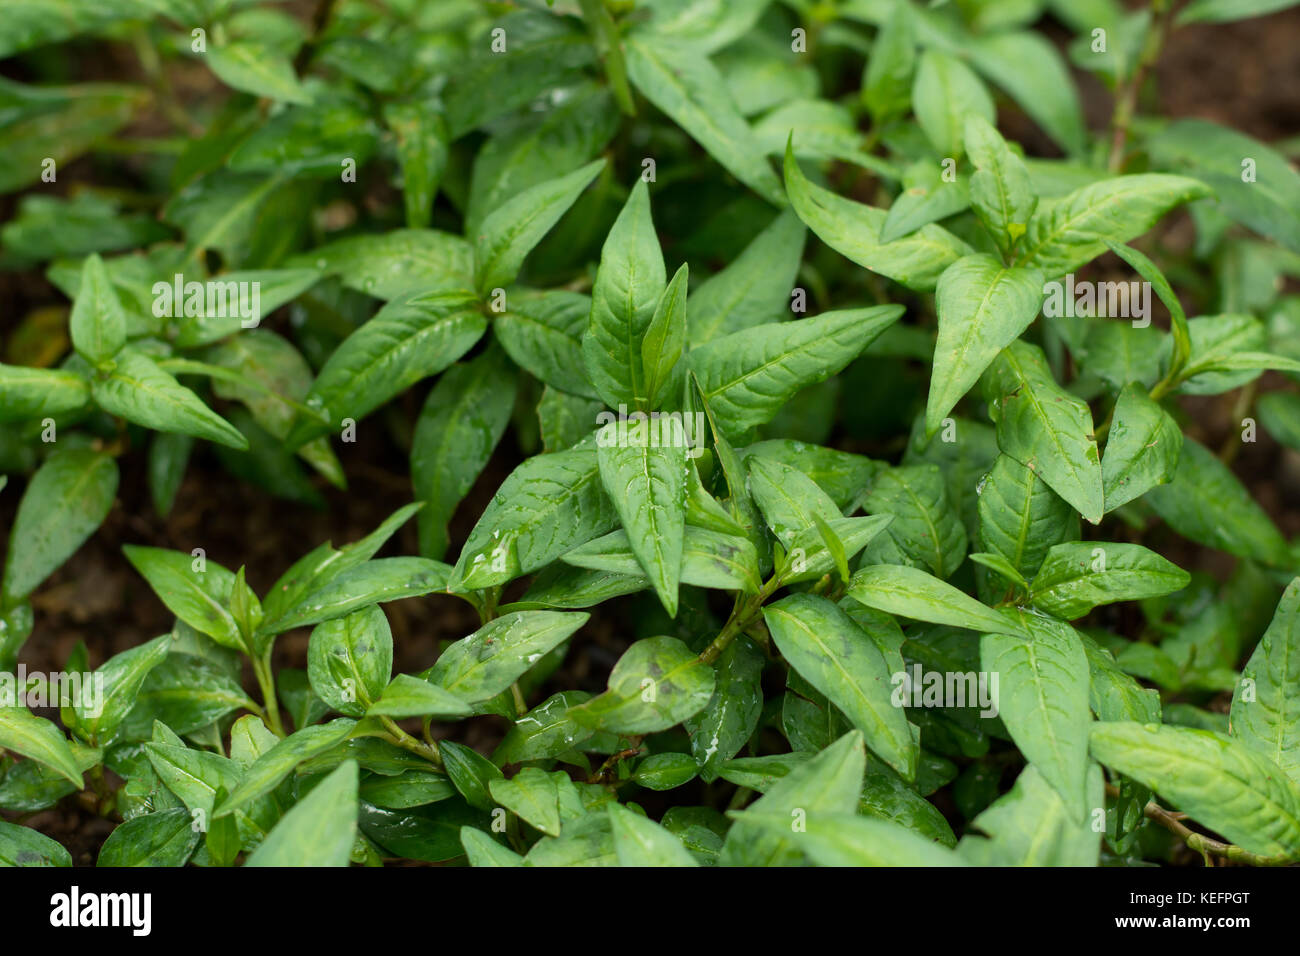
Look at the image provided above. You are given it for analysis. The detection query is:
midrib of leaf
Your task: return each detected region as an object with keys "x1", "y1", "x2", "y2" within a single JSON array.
[
  {"x1": 1019, "y1": 180, "x2": 1157, "y2": 266},
  {"x1": 893, "y1": 471, "x2": 945, "y2": 574},
  {"x1": 631, "y1": 39, "x2": 744, "y2": 169},
  {"x1": 188, "y1": 174, "x2": 284, "y2": 262},
  {"x1": 1003, "y1": 348, "x2": 1095, "y2": 498}
]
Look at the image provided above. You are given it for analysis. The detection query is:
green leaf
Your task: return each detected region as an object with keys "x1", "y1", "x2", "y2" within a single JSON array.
[
  {"x1": 69, "y1": 253, "x2": 125, "y2": 364},
  {"x1": 0, "y1": 818, "x2": 71, "y2": 867},
  {"x1": 123, "y1": 546, "x2": 243, "y2": 650},
  {"x1": 691, "y1": 306, "x2": 902, "y2": 439},
  {"x1": 735, "y1": 811, "x2": 965, "y2": 866},
  {"x1": 0, "y1": 708, "x2": 83, "y2": 786},
  {"x1": 608, "y1": 803, "x2": 698, "y2": 866},
  {"x1": 1145, "y1": 437, "x2": 1289, "y2": 565},
  {"x1": 911, "y1": 50, "x2": 994, "y2": 158},
  {"x1": 440, "y1": 739, "x2": 503, "y2": 811},
  {"x1": 307, "y1": 607, "x2": 393, "y2": 717},
  {"x1": 581, "y1": 180, "x2": 667, "y2": 409},
  {"x1": 1230, "y1": 579, "x2": 1300, "y2": 786},
  {"x1": 493, "y1": 691, "x2": 600, "y2": 766},
  {"x1": 367, "y1": 675, "x2": 474, "y2": 720},
  {"x1": 1080, "y1": 633, "x2": 1161, "y2": 724},
  {"x1": 967, "y1": 31, "x2": 1086, "y2": 156},
  {"x1": 785, "y1": 143, "x2": 973, "y2": 291},
  {"x1": 858, "y1": 463, "x2": 968, "y2": 579},
  {"x1": 207, "y1": 42, "x2": 311, "y2": 105},
  {"x1": 1029, "y1": 542, "x2": 1190, "y2": 620},
  {"x1": 1090, "y1": 722, "x2": 1300, "y2": 858},
  {"x1": 596, "y1": 418, "x2": 687, "y2": 616},
  {"x1": 641, "y1": 264, "x2": 689, "y2": 410},
  {"x1": 286, "y1": 292, "x2": 487, "y2": 447},
  {"x1": 1103, "y1": 241, "x2": 1190, "y2": 376},
  {"x1": 97, "y1": 808, "x2": 199, "y2": 867},
  {"x1": 964, "y1": 115, "x2": 1037, "y2": 254},
  {"x1": 1178, "y1": 0, "x2": 1300, "y2": 24},
  {"x1": 461, "y1": 827, "x2": 524, "y2": 867},
  {"x1": 625, "y1": 35, "x2": 783, "y2": 205},
  {"x1": 495, "y1": 291, "x2": 598, "y2": 399},
  {"x1": 981, "y1": 610, "x2": 1092, "y2": 820},
  {"x1": 688, "y1": 209, "x2": 804, "y2": 345},
  {"x1": 847, "y1": 565, "x2": 1026, "y2": 637},
  {"x1": 215, "y1": 719, "x2": 357, "y2": 819},
  {"x1": 474, "y1": 159, "x2": 604, "y2": 296},
  {"x1": 2, "y1": 448, "x2": 117, "y2": 607},
  {"x1": 983, "y1": 341, "x2": 1104, "y2": 524},
  {"x1": 958, "y1": 762, "x2": 1103, "y2": 866},
  {"x1": 928, "y1": 256, "x2": 1043, "y2": 435},
  {"x1": 719, "y1": 731, "x2": 865, "y2": 866},
  {"x1": 0, "y1": 364, "x2": 91, "y2": 423},
  {"x1": 382, "y1": 101, "x2": 448, "y2": 230},
  {"x1": 764, "y1": 594, "x2": 916, "y2": 781},
  {"x1": 880, "y1": 161, "x2": 970, "y2": 244},
  {"x1": 73, "y1": 635, "x2": 171, "y2": 744},
  {"x1": 93, "y1": 349, "x2": 248, "y2": 450},
  {"x1": 746, "y1": 455, "x2": 840, "y2": 548},
  {"x1": 1100, "y1": 383, "x2": 1183, "y2": 512},
  {"x1": 454, "y1": 448, "x2": 618, "y2": 590},
  {"x1": 265, "y1": 557, "x2": 449, "y2": 635},
  {"x1": 425, "y1": 611, "x2": 587, "y2": 705},
  {"x1": 568, "y1": 636, "x2": 715, "y2": 735},
  {"x1": 1019, "y1": 174, "x2": 1212, "y2": 276},
  {"x1": 489, "y1": 767, "x2": 563, "y2": 837},
  {"x1": 246, "y1": 760, "x2": 359, "y2": 867},
  {"x1": 145, "y1": 742, "x2": 241, "y2": 816},
  {"x1": 563, "y1": 526, "x2": 762, "y2": 595},
  {"x1": 632, "y1": 752, "x2": 698, "y2": 791},
  {"x1": 287, "y1": 229, "x2": 473, "y2": 300},
  {"x1": 976, "y1": 454, "x2": 1079, "y2": 583},
  {"x1": 863, "y1": 0, "x2": 915, "y2": 122}
]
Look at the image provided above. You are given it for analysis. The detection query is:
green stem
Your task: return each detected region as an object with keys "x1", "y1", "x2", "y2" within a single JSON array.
[
  {"x1": 1107, "y1": 0, "x2": 1172, "y2": 173},
  {"x1": 699, "y1": 577, "x2": 781, "y2": 665},
  {"x1": 380, "y1": 716, "x2": 443, "y2": 767},
  {"x1": 252, "y1": 652, "x2": 285, "y2": 737}
]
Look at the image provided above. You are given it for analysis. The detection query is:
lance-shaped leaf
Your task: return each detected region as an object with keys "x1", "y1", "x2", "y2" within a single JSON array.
[
  {"x1": 624, "y1": 35, "x2": 783, "y2": 205},
  {"x1": 495, "y1": 290, "x2": 599, "y2": 399},
  {"x1": 563, "y1": 526, "x2": 761, "y2": 595},
  {"x1": 858, "y1": 463, "x2": 968, "y2": 579},
  {"x1": 382, "y1": 101, "x2": 448, "y2": 230},
  {"x1": 597, "y1": 420, "x2": 687, "y2": 615},
  {"x1": 266, "y1": 557, "x2": 450, "y2": 635},
  {"x1": 1230, "y1": 579, "x2": 1300, "y2": 786},
  {"x1": 1090, "y1": 722, "x2": 1300, "y2": 859},
  {"x1": 145, "y1": 742, "x2": 242, "y2": 817},
  {"x1": 736, "y1": 811, "x2": 965, "y2": 866},
  {"x1": 983, "y1": 341, "x2": 1104, "y2": 524},
  {"x1": 461, "y1": 828, "x2": 524, "y2": 867},
  {"x1": 0, "y1": 818, "x2": 71, "y2": 867},
  {"x1": 1029, "y1": 542, "x2": 1191, "y2": 620},
  {"x1": 489, "y1": 767, "x2": 564, "y2": 837},
  {"x1": 764, "y1": 594, "x2": 916, "y2": 781},
  {"x1": 97, "y1": 808, "x2": 200, "y2": 867},
  {"x1": 958, "y1": 762, "x2": 1103, "y2": 866},
  {"x1": 1080, "y1": 633, "x2": 1162, "y2": 724},
  {"x1": 719, "y1": 731, "x2": 865, "y2": 866},
  {"x1": 688, "y1": 208, "x2": 805, "y2": 345},
  {"x1": 123, "y1": 546, "x2": 243, "y2": 650},
  {"x1": 692, "y1": 305, "x2": 902, "y2": 439},
  {"x1": 2, "y1": 448, "x2": 117, "y2": 607},
  {"x1": 367, "y1": 675, "x2": 473, "y2": 720},
  {"x1": 608, "y1": 803, "x2": 699, "y2": 866},
  {"x1": 640, "y1": 264, "x2": 688, "y2": 410},
  {"x1": 981, "y1": 610, "x2": 1091, "y2": 821},
  {"x1": 69, "y1": 252, "x2": 125, "y2": 364},
  {"x1": 0, "y1": 364, "x2": 91, "y2": 422},
  {"x1": 686, "y1": 634, "x2": 764, "y2": 781},
  {"x1": 0, "y1": 708, "x2": 83, "y2": 786},
  {"x1": 493, "y1": 691, "x2": 600, "y2": 765},
  {"x1": 863, "y1": 0, "x2": 915, "y2": 121},
  {"x1": 93, "y1": 349, "x2": 248, "y2": 449},
  {"x1": 425, "y1": 611, "x2": 588, "y2": 705},
  {"x1": 911, "y1": 50, "x2": 994, "y2": 158},
  {"x1": 307, "y1": 606, "x2": 393, "y2": 717},
  {"x1": 1019, "y1": 174, "x2": 1212, "y2": 276},
  {"x1": 581, "y1": 180, "x2": 666, "y2": 410},
  {"x1": 286, "y1": 292, "x2": 486, "y2": 447},
  {"x1": 474, "y1": 158, "x2": 604, "y2": 295},
  {"x1": 847, "y1": 565, "x2": 1026, "y2": 637},
  {"x1": 965, "y1": 115, "x2": 1037, "y2": 254},
  {"x1": 411, "y1": 345, "x2": 517, "y2": 560},
  {"x1": 72, "y1": 635, "x2": 171, "y2": 744},
  {"x1": 880, "y1": 160, "x2": 970, "y2": 243},
  {"x1": 746, "y1": 456, "x2": 840, "y2": 547},
  {"x1": 928, "y1": 256, "x2": 1043, "y2": 435},
  {"x1": 785, "y1": 142, "x2": 972, "y2": 291},
  {"x1": 568, "y1": 636, "x2": 714, "y2": 735},
  {"x1": 453, "y1": 448, "x2": 618, "y2": 591},
  {"x1": 285, "y1": 228, "x2": 473, "y2": 300},
  {"x1": 207, "y1": 41, "x2": 311, "y2": 104},
  {"x1": 246, "y1": 760, "x2": 359, "y2": 867},
  {"x1": 1101, "y1": 383, "x2": 1183, "y2": 512},
  {"x1": 214, "y1": 719, "x2": 357, "y2": 819},
  {"x1": 1146, "y1": 437, "x2": 1289, "y2": 565},
  {"x1": 976, "y1": 454, "x2": 1078, "y2": 583}
]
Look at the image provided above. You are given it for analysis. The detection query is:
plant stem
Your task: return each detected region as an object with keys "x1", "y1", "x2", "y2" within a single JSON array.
[
  {"x1": 252, "y1": 652, "x2": 285, "y2": 737},
  {"x1": 380, "y1": 716, "x2": 443, "y2": 767},
  {"x1": 699, "y1": 578, "x2": 780, "y2": 665},
  {"x1": 1107, "y1": 0, "x2": 1172, "y2": 173},
  {"x1": 1107, "y1": 784, "x2": 1295, "y2": 866}
]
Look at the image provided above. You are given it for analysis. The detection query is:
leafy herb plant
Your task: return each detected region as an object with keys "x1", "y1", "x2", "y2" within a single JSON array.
[{"x1": 1, "y1": 0, "x2": 1300, "y2": 869}]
